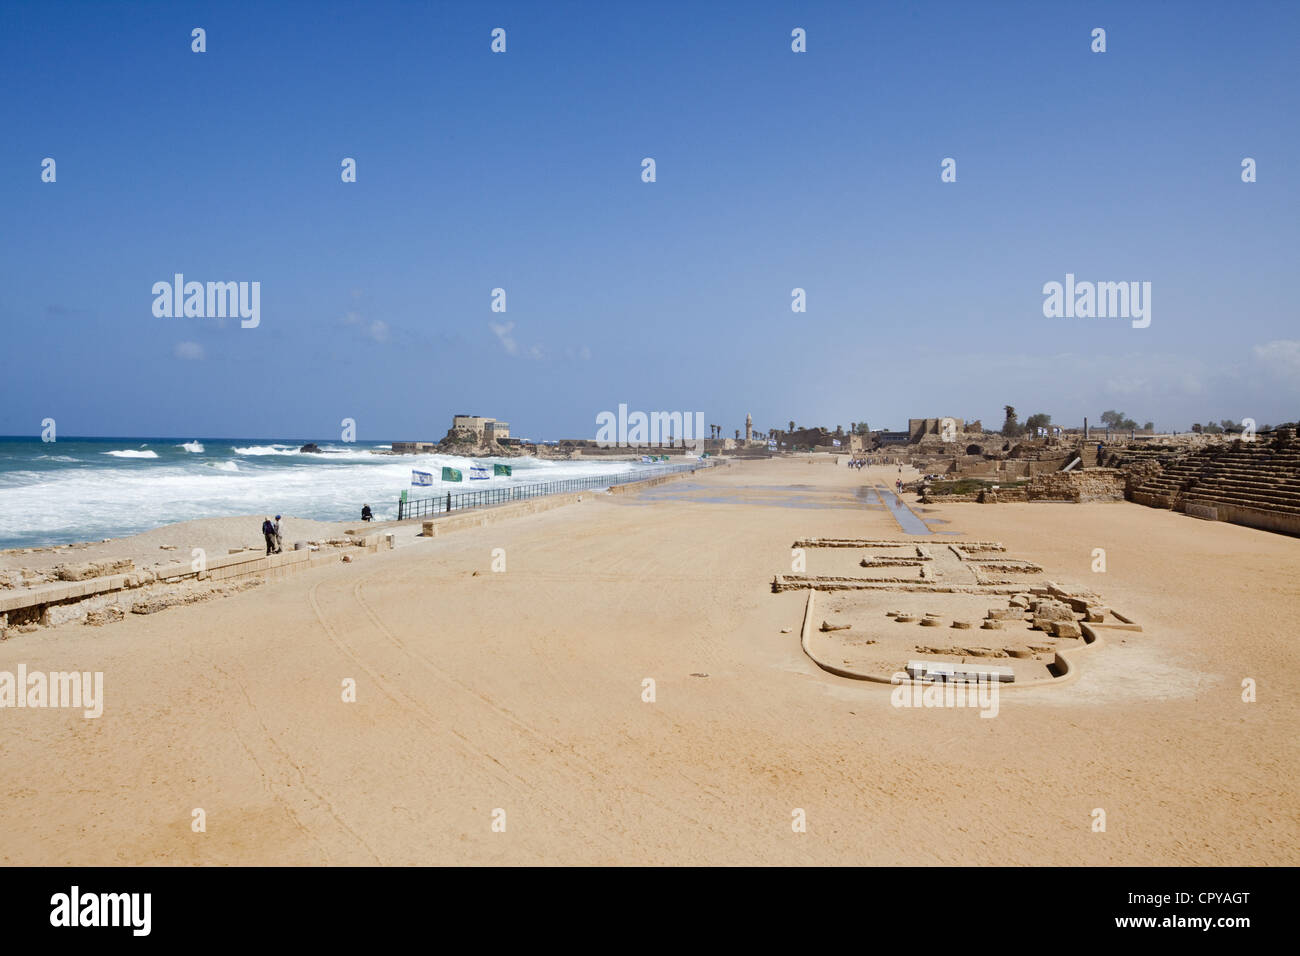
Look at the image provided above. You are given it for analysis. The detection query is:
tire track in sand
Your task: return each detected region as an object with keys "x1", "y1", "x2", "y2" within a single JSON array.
[{"x1": 194, "y1": 653, "x2": 382, "y2": 863}]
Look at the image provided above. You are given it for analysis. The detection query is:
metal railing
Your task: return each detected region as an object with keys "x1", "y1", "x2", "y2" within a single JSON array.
[{"x1": 395, "y1": 461, "x2": 710, "y2": 520}]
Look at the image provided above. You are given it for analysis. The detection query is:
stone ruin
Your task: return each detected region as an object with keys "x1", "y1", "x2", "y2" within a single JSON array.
[
  {"x1": 1127, "y1": 429, "x2": 1300, "y2": 535},
  {"x1": 773, "y1": 538, "x2": 1142, "y2": 686}
]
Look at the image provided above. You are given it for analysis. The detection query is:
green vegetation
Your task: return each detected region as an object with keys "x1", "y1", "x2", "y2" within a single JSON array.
[
  {"x1": 1001, "y1": 405, "x2": 1020, "y2": 437},
  {"x1": 1100, "y1": 409, "x2": 1139, "y2": 431}
]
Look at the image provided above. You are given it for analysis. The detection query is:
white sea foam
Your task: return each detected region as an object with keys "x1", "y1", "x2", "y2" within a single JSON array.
[
  {"x1": 103, "y1": 449, "x2": 158, "y2": 459},
  {"x1": 179, "y1": 441, "x2": 205, "y2": 453},
  {"x1": 230, "y1": 444, "x2": 298, "y2": 456},
  {"x1": 0, "y1": 451, "x2": 676, "y2": 546}
]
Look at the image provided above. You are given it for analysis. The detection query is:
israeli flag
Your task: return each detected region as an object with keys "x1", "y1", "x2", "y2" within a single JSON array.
[
  {"x1": 411, "y1": 469, "x2": 434, "y2": 486},
  {"x1": 469, "y1": 465, "x2": 490, "y2": 480}
]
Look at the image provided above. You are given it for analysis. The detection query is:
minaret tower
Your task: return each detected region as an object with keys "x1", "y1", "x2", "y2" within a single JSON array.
[{"x1": 745, "y1": 413, "x2": 753, "y2": 442}]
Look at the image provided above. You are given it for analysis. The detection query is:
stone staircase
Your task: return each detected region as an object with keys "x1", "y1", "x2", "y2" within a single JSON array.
[{"x1": 1129, "y1": 430, "x2": 1300, "y2": 534}]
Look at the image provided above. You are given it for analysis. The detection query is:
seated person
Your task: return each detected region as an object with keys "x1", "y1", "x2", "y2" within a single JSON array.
[{"x1": 361, "y1": 504, "x2": 373, "y2": 522}]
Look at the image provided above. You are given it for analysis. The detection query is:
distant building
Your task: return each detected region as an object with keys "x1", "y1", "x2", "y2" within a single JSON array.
[
  {"x1": 909, "y1": 418, "x2": 965, "y2": 443},
  {"x1": 391, "y1": 441, "x2": 437, "y2": 454},
  {"x1": 452, "y1": 414, "x2": 509, "y2": 442}
]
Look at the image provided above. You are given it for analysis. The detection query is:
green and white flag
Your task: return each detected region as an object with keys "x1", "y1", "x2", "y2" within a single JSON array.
[
  {"x1": 494, "y1": 464, "x2": 512, "y2": 476},
  {"x1": 442, "y1": 467, "x2": 463, "y2": 482}
]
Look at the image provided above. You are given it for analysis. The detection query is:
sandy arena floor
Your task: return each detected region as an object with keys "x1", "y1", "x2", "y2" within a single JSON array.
[{"x1": 1, "y1": 457, "x2": 1296, "y2": 865}]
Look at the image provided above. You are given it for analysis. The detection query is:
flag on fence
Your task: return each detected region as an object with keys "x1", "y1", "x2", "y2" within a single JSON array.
[
  {"x1": 494, "y1": 464, "x2": 512, "y2": 476},
  {"x1": 469, "y1": 465, "x2": 489, "y2": 480},
  {"x1": 441, "y1": 467, "x2": 462, "y2": 482},
  {"x1": 641, "y1": 455, "x2": 652, "y2": 463},
  {"x1": 411, "y1": 469, "x2": 434, "y2": 486},
  {"x1": 832, "y1": 439, "x2": 841, "y2": 447}
]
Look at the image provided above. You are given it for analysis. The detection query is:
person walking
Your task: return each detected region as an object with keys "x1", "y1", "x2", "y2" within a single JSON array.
[
  {"x1": 273, "y1": 515, "x2": 284, "y2": 554},
  {"x1": 261, "y1": 517, "x2": 276, "y2": 555}
]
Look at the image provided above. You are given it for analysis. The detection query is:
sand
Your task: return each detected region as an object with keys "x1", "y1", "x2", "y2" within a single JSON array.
[{"x1": 1, "y1": 457, "x2": 1296, "y2": 865}]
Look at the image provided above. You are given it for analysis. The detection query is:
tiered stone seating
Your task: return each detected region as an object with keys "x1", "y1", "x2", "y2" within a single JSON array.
[
  {"x1": 1100, "y1": 442, "x2": 1193, "y2": 470},
  {"x1": 1129, "y1": 431, "x2": 1300, "y2": 533}
]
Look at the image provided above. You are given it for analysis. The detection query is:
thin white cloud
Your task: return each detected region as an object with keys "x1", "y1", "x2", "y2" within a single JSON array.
[
  {"x1": 343, "y1": 310, "x2": 389, "y2": 344},
  {"x1": 489, "y1": 321, "x2": 519, "y2": 356},
  {"x1": 174, "y1": 341, "x2": 204, "y2": 360},
  {"x1": 1253, "y1": 340, "x2": 1300, "y2": 379}
]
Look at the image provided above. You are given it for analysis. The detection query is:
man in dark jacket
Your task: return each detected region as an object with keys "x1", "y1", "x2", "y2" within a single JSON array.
[{"x1": 262, "y1": 517, "x2": 276, "y2": 555}]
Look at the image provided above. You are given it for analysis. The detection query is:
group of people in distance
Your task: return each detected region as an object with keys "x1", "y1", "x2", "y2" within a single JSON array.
[
  {"x1": 845, "y1": 458, "x2": 876, "y2": 469},
  {"x1": 261, "y1": 515, "x2": 284, "y2": 555},
  {"x1": 260, "y1": 507, "x2": 377, "y2": 556}
]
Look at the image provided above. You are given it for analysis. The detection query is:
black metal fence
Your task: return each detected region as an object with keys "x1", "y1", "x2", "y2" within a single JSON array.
[{"x1": 396, "y1": 461, "x2": 710, "y2": 521}]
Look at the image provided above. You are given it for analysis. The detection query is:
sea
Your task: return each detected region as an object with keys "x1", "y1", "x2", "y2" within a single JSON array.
[{"x1": 0, "y1": 437, "x2": 659, "y2": 549}]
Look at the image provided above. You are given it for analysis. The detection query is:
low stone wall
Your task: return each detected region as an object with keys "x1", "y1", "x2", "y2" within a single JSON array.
[
  {"x1": 1026, "y1": 469, "x2": 1126, "y2": 503},
  {"x1": 422, "y1": 492, "x2": 586, "y2": 537},
  {"x1": 920, "y1": 493, "x2": 979, "y2": 503},
  {"x1": 0, "y1": 535, "x2": 391, "y2": 635},
  {"x1": 978, "y1": 487, "x2": 1029, "y2": 503},
  {"x1": 1132, "y1": 489, "x2": 1175, "y2": 509},
  {"x1": 1185, "y1": 499, "x2": 1300, "y2": 536}
]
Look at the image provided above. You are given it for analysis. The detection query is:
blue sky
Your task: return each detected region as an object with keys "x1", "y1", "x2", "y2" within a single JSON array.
[{"x1": 2, "y1": 0, "x2": 1297, "y2": 440}]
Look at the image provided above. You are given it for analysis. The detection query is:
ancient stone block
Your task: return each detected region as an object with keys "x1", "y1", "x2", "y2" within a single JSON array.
[
  {"x1": 986, "y1": 607, "x2": 1024, "y2": 621},
  {"x1": 1029, "y1": 600, "x2": 1073, "y2": 622},
  {"x1": 86, "y1": 607, "x2": 125, "y2": 626},
  {"x1": 1050, "y1": 620, "x2": 1082, "y2": 639}
]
